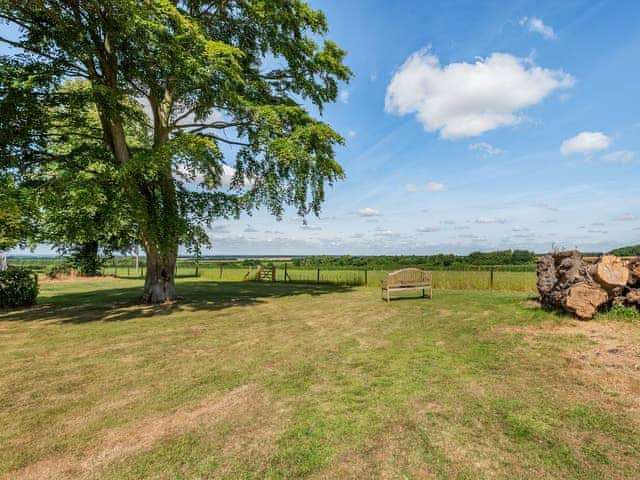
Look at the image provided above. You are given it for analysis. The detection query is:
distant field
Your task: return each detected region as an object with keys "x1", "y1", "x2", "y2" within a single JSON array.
[
  {"x1": 110, "y1": 265, "x2": 538, "y2": 293},
  {"x1": 10, "y1": 257, "x2": 537, "y2": 293},
  {"x1": 1, "y1": 277, "x2": 639, "y2": 479}
]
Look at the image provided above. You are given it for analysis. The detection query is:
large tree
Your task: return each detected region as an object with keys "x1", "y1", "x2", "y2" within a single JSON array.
[{"x1": 0, "y1": 1, "x2": 350, "y2": 302}]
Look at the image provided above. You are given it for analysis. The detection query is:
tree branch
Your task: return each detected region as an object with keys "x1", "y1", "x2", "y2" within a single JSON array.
[
  {"x1": 0, "y1": 35, "x2": 90, "y2": 79},
  {"x1": 197, "y1": 132, "x2": 251, "y2": 147},
  {"x1": 171, "y1": 121, "x2": 248, "y2": 131}
]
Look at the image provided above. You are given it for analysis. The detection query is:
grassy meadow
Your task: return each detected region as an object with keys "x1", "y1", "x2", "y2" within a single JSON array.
[
  {"x1": 100, "y1": 264, "x2": 538, "y2": 293},
  {"x1": 1, "y1": 276, "x2": 639, "y2": 479}
]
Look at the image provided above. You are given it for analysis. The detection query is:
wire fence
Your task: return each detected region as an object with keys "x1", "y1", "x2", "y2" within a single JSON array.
[{"x1": 7, "y1": 257, "x2": 538, "y2": 293}]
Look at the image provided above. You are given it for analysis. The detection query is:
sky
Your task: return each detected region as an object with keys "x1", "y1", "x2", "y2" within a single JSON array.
[{"x1": 7, "y1": 0, "x2": 640, "y2": 256}]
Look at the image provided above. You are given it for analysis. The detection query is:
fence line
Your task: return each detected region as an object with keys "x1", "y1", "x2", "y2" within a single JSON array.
[{"x1": 6, "y1": 257, "x2": 537, "y2": 292}]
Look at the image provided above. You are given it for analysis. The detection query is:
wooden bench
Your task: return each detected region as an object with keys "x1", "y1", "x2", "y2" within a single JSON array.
[{"x1": 381, "y1": 268, "x2": 433, "y2": 302}]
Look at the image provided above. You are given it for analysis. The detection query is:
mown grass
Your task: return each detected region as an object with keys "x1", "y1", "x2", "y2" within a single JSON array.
[{"x1": 1, "y1": 277, "x2": 639, "y2": 479}]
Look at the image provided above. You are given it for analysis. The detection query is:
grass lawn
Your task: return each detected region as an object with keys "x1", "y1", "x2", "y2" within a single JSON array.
[{"x1": 1, "y1": 277, "x2": 639, "y2": 479}]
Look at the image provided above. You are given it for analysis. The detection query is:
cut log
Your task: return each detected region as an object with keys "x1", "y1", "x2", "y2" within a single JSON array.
[
  {"x1": 626, "y1": 289, "x2": 640, "y2": 305},
  {"x1": 564, "y1": 283, "x2": 610, "y2": 320},
  {"x1": 594, "y1": 255, "x2": 629, "y2": 290},
  {"x1": 628, "y1": 259, "x2": 640, "y2": 286}
]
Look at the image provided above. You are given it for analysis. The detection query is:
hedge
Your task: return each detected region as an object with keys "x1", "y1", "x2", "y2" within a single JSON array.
[{"x1": 0, "y1": 269, "x2": 39, "y2": 308}]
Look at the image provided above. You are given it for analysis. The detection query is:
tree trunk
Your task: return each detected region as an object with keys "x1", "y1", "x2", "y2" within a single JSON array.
[{"x1": 142, "y1": 246, "x2": 177, "y2": 303}]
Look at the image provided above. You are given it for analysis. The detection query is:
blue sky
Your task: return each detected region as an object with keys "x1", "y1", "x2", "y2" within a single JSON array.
[{"x1": 8, "y1": 0, "x2": 640, "y2": 256}]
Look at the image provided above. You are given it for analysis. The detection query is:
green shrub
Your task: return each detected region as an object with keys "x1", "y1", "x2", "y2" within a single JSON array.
[
  {"x1": 0, "y1": 269, "x2": 39, "y2": 308},
  {"x1": 607, "y1": 304, "x2": 640, "y2": 322},
  {"x1": 46, "y1": 263, "x2": 72, "y2": 279}
]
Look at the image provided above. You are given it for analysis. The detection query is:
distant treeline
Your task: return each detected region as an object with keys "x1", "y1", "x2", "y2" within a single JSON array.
[
  {"x1": 287, "y1": 250, "x2": 538, "y2": 270},
  {"x1": 610, "y1": 245, "x2": 640, "y2": 256}
]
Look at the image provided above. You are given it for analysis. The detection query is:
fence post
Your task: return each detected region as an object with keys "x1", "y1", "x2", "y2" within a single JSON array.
[
  {"x1": 272, "y1": 265, "x2": 276, "y2": 282},
  {"x1": 317, "y1": 268, "x2": 320, "y2": 284},
  {"x1": 364, "y1": 270, "x2": 368, "y2": 285},
  {"x1": 114, "y1": 258, "x2": 118, "y2": 277},
  {"x1": 219, "y1": 263, "x2": 224, "y2": 279},
  {"x1": 284, "y1": 263, "x2": 288, "y2": 282},
  {"x1": 490, "y1": 266, "x2": 495, "y2": 290}
]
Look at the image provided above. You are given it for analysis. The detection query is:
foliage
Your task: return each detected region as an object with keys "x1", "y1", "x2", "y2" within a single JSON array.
[
  {"x1": 0, "y1": 268, "x2": 38, "y2": 308},
  {"x1": 0, "y1": 175, "x2": 34, "y2": 251},
  {"x1": 45, "y1": 262, "x2": 73, "y2": 279},
  {"x1": 290, "y1": 250, "x2": 539, "y2": 270},
  {"x1": 607, "y1": 304, "x2": 640, "y2": 322},
  {"x1": 610, "y1": 245, "x2": 640, "y2": 257},
  {"x1": 0, "y1": 1, "x2": 351, "y2": 301}
]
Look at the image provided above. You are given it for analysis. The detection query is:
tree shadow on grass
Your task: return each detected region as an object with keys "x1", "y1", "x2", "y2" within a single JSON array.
[{"x1": 0, "y1": 280, "x2": 353, "y2": 324}]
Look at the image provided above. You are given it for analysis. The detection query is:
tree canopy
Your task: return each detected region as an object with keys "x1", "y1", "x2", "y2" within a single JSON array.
[{"x1": 0, "y1": 0, "x2": 351, "y2": 301}]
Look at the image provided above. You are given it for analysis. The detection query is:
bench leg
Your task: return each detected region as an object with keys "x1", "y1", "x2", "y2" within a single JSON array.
[
  {"x1": 387, "y1": 290, "x2": 390, "y2": 302},
  {"x1": 422, "y1": 288, "x2": 425, "y2": 298}
]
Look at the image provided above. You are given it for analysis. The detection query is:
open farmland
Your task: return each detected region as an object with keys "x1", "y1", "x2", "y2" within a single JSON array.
[{"x1": 1, "y1": 276, "x2": 639, "y2": 479}]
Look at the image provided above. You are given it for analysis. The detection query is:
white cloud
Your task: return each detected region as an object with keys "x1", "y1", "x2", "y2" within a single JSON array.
[
  {"x1": 520, "y1": 17, "x2": 556, "y2": 40},
  {"x1": 417, "y1": 226, "x2": 440, "y2": 232},
  {"x1": 405, "y1": 182, "x2": 447, "y2": 192},
  {"x1": 425, "y1": 181, "x2": 446, "y2": 192},
  {"x1": 356, "y1": 208, "x2": 382, "y2": 217},
  {"x1": 385, "y1": 50, "x2": 574, "y2": 139},
  {"x1": 300, "y1": 225, "x2": 322, "y2": 231},
  {"x1": 534, "y1": 202, "x2": 559, "y2": 212},
  {"x1": 244, "y1": 225, "x2": 259, "y2": 233},
  {"x1": 373, "y1": 228, "x2": 394, "y2": 237},
  {"x1": 602, "y1": 150, "x2": 636, "y2": 163},
  {"x1": 339, "y1": 89, "x2": 350, "y2": 103},
  {"x1": 560, "y1": 131, "x2": 610, "y2": 156},
  {"x1": 475, "y1": 216, "x2": 506, "y2": 224},
  {"x1": 469, "y1": 142, "x2": 504, "y2": 156},
  {"x1": 347, "y1": 130, "x2": 357, "y2": 139},
  {"x1": 613, "y1": 213, "x2": 637, "y2": 222}
]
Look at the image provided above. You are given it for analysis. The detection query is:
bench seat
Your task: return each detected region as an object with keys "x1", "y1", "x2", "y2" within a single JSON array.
[{"x1": 381, "y1": 268, "x2": 433, "y2": 301}]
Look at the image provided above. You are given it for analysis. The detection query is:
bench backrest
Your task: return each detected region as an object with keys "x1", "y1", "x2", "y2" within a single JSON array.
[{"x1": 386, "y1": 268, "x2": 432, "y2": 287}]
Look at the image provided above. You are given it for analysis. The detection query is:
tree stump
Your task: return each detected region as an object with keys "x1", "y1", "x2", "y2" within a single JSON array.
[
  {"x1": 537, "y1": 251, "x2": 640, "y2": 320},
  {"x1": 594, "y1": 255, "x2": 629, "y2": 290},
  {"x1": 564, "y1": 283, "x2": 609, "y2": 320}
]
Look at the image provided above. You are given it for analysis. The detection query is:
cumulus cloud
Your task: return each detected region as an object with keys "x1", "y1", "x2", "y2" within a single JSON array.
[
  {"x1": 406, "y1": 182, "x2": 447, "y2": 192},
  {"x1": 475, "y1": 216, "x2": 506, "y2": 224},
  {"x1": 339, "y1": 89, "x2": 350, "y2": 103},
  {"x1": 385, "y1": 50, "x2": 574, "y2": 139},
  {"x1": 347, "y1": 130, "x2": 357, "y2": 138},
  {"x1": 602, "y1": 150, "x2": 636, "y2": 163},
  {"x1": 520, "y1": 17, "x2": 556, "y2": 40},
  {"x1": 534, "y1": 202, "x2": 559, "y2": 212},
  {"x1": 373, "y1": 228, "x2": 395, "y2": 237},
  {"x1": 469, "y1": 142, "x2": 504, "y2": 156},
  {"x1": 417, "y1": 226, "x2": 440, "y2": 233},
  {"x1": 210, "y1": 224, "x2": 230, "y2": 234},
  {"x1": 356, "y1": 208, "x2": 383, "y2": 217},
  {"x1": 613, "y1": 213, "x2": 637, "y2": 222},
  {"x1": 244, "y1": 226, "x2": 259, "y2": 233},
  {"x1": 425, "y1": 182, "x2": 446, "y2": 192},
  {"x1": 560, "y1": 131, "x2": 610, "y2": 156},
  {"x1": 300, "y1": 225, "x2": 322, "y2": 231}
]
